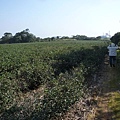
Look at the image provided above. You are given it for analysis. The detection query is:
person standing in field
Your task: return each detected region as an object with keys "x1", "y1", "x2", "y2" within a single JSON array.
[{"x1": 107, "y1": 43, "x2": 119, "y2": 67}]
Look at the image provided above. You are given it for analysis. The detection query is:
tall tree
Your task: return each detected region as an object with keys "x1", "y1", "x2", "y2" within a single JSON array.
[
  {"x1": 1, "y1": 32, "x2": 13, "y2": 43},
  {"x1": 4, "y1": 32, "x2": 12, "y2": 38},
  {"x1": 110, "y1": 32, "x2": 120, "y2": 45},
  {"x1": 12, "y1": 29, "x2": 36, "y2": 43}
]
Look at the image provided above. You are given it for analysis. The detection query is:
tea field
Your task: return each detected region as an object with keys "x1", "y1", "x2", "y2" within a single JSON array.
[{"x1": 0, "y1": 40, "x2": 109, "y2": 119}]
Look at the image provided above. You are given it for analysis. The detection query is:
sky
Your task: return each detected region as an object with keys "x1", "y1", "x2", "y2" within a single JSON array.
[{"x1": 0, "y1": 0, "x2": 120, "y2": 38}]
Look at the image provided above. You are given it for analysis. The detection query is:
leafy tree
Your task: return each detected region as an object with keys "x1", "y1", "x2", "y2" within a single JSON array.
[
  {"x1": 12, "y1": 35, "x2": 22, "y2": 43},
  {"x1": 36, "y1": 37, "x2": 41, "y2": 42},
  {"x1": 110, "y1": 32, "x2": 120, "y2": 45},
  {"x1": 4, "y1": 32, "x2": 12, "y2": 38},
  {"x1": 61, "y1": 36, "x2": 69, "y2": 39},
  {"x1": 0, "y1": 29, "x2": 38, "y2": 44},
  {"x1": 72, "y1": 35, "x2": 88, "y2": 40},
  {"x1": 56, "y1": 36, "x2": 59, "y2": 39},
  {"x1": 96, "y1": 36, "x2": 101, "y2": 40},
  {"x1": 27, "y1": 33, "x2": 36, "y2": 42},
  {"x1": 24, "y1": 28, "x2": 30, "y2": 32},
  {"x1": 12, "y1": 29, "x2": 36, "y2": 43},
  {"x1": 0, "y1": 32, "x2": 13, "y2": 43}
]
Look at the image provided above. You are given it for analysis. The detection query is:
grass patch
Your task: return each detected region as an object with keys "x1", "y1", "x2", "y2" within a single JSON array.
[
  {"x1": 109, "y1": 54, "x2": 120, "y2": 120},
  {"x1": 109, "y1": 92, "x2": 120, "y2": 120}
]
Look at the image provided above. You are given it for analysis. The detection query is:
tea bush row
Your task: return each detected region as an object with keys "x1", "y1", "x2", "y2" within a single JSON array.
[{"x1": 0, "y1": 41, "x2": 108, "y2": 116}]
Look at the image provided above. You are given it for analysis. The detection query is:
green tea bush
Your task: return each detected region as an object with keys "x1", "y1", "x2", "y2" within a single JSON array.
[
  {"x1": 0, "y1": 41, "x2": 108, "y2": 118},
  {"x1": 29, "y1": 67, "x2": 85, "y2": 120},
  {"x1": 0, "y1": 73, "x2": 19, "y2": 112}
]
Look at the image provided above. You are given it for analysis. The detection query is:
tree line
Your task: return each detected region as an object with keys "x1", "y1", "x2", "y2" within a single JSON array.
[
  {"x1": 0, "y1": 28, "x2": 116, "y2": 44},
  {"x1": 0, "y1": 29, "x2": 42, "y2": 44}
]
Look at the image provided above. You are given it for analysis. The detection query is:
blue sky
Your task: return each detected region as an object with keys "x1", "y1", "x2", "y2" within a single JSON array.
[{"x1": 0, "y1": 0, "x2": 120, "y2": 38}]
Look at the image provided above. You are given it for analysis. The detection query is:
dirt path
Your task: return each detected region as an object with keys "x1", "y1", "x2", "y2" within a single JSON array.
[
  {"x1": 93, "y1": 55, "x2": 114, "y2": 120},
  {"x1": 60, "y1": 55, "x2": 116, "y2": 120}
]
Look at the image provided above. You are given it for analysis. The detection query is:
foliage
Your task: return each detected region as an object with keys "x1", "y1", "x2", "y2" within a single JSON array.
[
  {"x1": 0, "y1": 29, "x2": 104, "y2": 44},
  {"x1": 0, "y1": 29, "x2": 40, "y2": 44},
  {"x1": 0, "y1": 40, "x2": 108, "y2": 119},
  {"x1": 110, "y1": 32, "x2": 120, "y2": 45},
  {"x1": 72, "y1": 35, "x2": 98, "y2": 40}
]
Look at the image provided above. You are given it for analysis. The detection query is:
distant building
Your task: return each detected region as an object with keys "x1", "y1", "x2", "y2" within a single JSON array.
[{"x1": 101, "y1": 33, "x2": 111, "y2": 39}]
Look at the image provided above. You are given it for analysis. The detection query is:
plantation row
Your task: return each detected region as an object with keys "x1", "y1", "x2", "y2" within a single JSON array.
[{"x1": 0, "y1": 40, "x2": 108, "y2": 119}]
